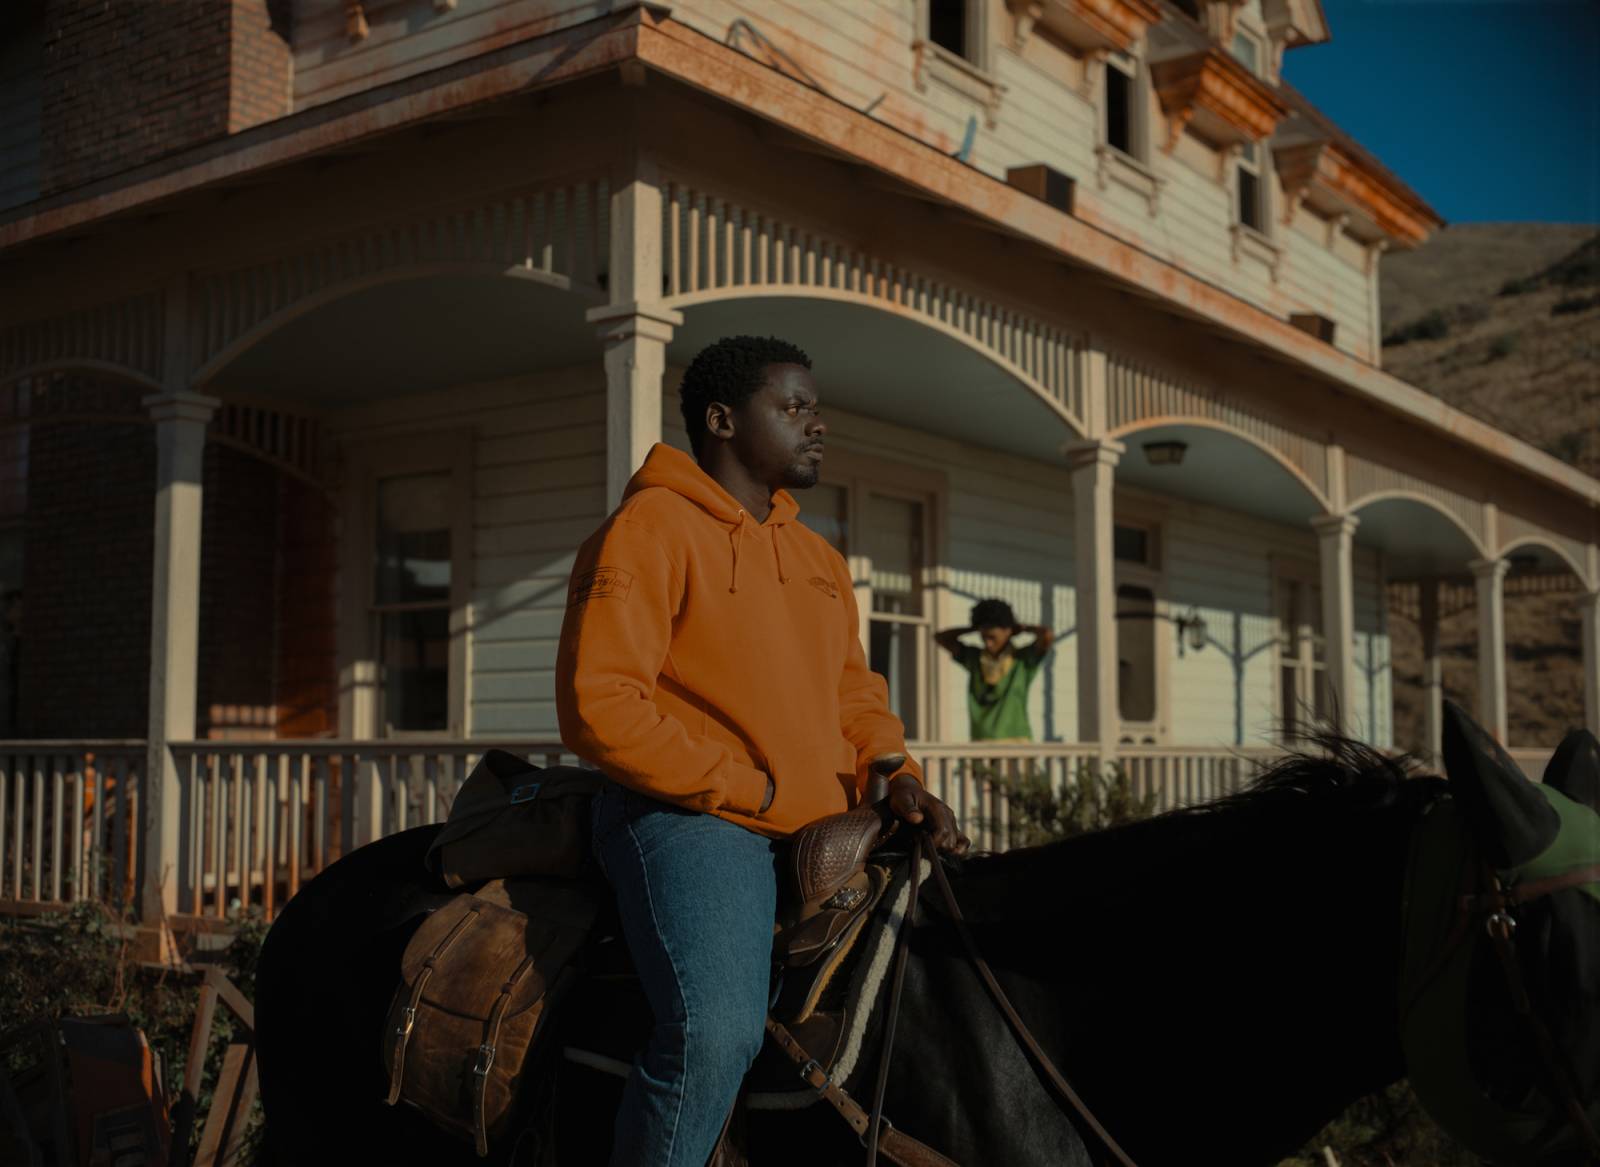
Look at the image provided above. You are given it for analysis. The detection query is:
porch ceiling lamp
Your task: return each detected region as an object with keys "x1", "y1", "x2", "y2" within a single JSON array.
[{"x1": 1142, "y1": 440, "x2": 1188, "y2": 466}]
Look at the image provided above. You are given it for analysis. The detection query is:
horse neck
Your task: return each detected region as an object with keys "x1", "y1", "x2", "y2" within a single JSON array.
[{"x1": 937, "y1": 781, "x2": 1435, "y2": 1155}]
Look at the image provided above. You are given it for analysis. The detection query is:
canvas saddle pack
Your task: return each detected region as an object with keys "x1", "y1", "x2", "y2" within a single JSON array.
[{"x1": 380, "y1": 749, "x2": 900, "y2": 1158}]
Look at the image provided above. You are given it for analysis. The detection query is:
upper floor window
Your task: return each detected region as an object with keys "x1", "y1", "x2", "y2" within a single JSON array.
[
  {"x1": 1104, "y1": 52, "x2": 1138, "y2": 157},
  {"x1": 926, "y1": 0, "x2": 986, "y2": 67},
  {"x1": 1237, "y1": 140, "x2": 1265, "y2": 232},
  {"x1": 1230, "y1": 30, "x2": 1261, "y2": 74}
]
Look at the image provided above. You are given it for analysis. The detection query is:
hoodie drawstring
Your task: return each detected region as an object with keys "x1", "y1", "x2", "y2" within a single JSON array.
[
  {"x1": 729, "y1": 511, "x2": 746, "y2": 593},
  {"x1": 728, "y1": 512, "x2": 791, "y2": 592},
  {"x1": 773, "y1": 524, "x2": 790, "y2": 584}
]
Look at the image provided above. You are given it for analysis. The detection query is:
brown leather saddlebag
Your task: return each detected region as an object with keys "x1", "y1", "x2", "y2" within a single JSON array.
[{"x1": 381, "y1": 879, "x2": 600, "y2": 1156}]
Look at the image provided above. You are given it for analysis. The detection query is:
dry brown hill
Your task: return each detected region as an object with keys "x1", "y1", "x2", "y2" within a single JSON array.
[{"x1": 1379, "y1": 225, "x2": 1599, "y2": 752}]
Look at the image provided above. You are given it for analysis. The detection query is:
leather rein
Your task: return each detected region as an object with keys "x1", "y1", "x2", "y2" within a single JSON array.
[
  {"x1": 769, "y1": 831, "x2": 1140, "y2": 1167},
  {"x1": 1407, "y1": 856, "x2": 1600, "y2": 1162}
]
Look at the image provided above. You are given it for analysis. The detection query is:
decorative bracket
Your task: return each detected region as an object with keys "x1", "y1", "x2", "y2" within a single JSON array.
[{"x1": 345, "y1": 0, "x2": 368, "y2": 42}]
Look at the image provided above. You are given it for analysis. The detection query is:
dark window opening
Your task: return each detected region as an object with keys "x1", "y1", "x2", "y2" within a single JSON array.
[
  {"x1": 1116, "y1": 584, "x2": 1157, "y2": 723},
  {"x1": 1105, "y1": 63, "x2": 1132, "y2": 155},
  {"x1": 1114, "y1": 524, "x2": 1150, "y2": 565},
  {"x1": 1238, "y1": 167, "x2": 1261, "y2": 231},
  {"x1": 929, "y1": 0, "x2": 967, "y2": 60}
]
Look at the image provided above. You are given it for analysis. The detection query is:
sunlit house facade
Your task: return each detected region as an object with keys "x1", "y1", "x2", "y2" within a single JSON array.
[{"x1": 0, "y1": 0, "x2": 1596, "y2": 929}]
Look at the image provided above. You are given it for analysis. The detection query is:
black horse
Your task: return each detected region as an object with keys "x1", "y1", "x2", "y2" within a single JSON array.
[{"x1": 255, "y1": 705, "x2": 1599, "y2": 1165}]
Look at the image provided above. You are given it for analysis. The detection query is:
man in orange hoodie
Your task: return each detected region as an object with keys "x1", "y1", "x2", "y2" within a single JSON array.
[{"x1": 557, "y1": 335, "x2": 967, "y2": 1166}]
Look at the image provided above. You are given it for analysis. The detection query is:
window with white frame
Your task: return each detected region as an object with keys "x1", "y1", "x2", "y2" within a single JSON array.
[
  {"x1": 344, "y1": 433, "x2": 472, "y2": 739},
  {"x1": 1275, "y1": 570, "x2": 1328, "y2": 738},
  {"x1": 1236, "y1": 139, "x2": 1266, "y2": 232},
  {"x1": 1103, "y1": 51, "x2": 1140, "y2": 158},
  {"x1": 927, "y1": 0, "x2": 985, "y2": 67},
  {"x1": 1113, "y1": 520, "x2": 1164, "y2": 743},
  {"x1": 371, "y1": 472, "x2": 454, "y2": 733},
  {"x1": 796, "y1": 458, "x2": 940, "y2": 740},
  {"x1": 1229, "y1": 30, "x2": 1261, "y2": 74}
]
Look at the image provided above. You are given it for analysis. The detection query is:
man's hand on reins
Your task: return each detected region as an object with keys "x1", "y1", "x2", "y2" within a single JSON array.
[{"x1": 887, "y1": 774, "x2": 970, "y2": 854}]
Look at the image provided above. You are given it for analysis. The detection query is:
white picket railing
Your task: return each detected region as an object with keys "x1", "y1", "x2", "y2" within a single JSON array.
[
  {"x1": 164, "y1": 740, "x2": 582, "y2": 921},
  {"x1": 0, "y1": 742, "x2": 147, "y2": 913},
  {"x1": 10, "y1": 737, "x2": 1560, "y2": 924}
]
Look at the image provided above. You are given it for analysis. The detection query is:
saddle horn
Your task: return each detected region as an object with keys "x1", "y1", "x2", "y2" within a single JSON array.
[
  {"x1": 1440, "y1": 699, "x2": 1560, "y2": 869},
  {"x1": 1544, "y1": 728, "x2": 1600, "y2": 812}
]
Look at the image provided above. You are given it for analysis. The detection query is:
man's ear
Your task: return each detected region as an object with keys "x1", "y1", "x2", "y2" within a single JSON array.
[{"x1": 705, "y1": 400, "x2": 735, "y2": 441}]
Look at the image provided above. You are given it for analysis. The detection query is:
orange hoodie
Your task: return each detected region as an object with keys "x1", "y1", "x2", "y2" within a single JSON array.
[{"x1": 556, "y1": 443, "x2": 922, "y2": 838}]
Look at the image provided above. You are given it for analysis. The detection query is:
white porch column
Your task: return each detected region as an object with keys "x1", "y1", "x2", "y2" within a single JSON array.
[
  {"x1": 587, "y1": 151, "x2": 682, "y2": 508},
  {"x1": 1469, "y1": 556, "x2": 1509, "y2": 742},
  {"x1": 1066, "y1": 438, "x2": 1124, "y2": 763},
  {"x1": 1311, "y1": 513, "x2": 1360, "y2": 735},
  {"x1": 1580, "y1": 588, "x2": 1600, "y2": 738},
  {"x1": 1418, "y1": 578, "x2": 1444, "y2": 763},
  {"x1": 588, "y1": 306, "x2": 682, "y2": 508},
  {"x1": 141, "y1": 389, "x2": 220, "y2": 922}
]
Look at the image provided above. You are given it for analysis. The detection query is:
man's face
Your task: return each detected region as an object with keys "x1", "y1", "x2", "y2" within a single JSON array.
[
  {"x1": 726, "y1": 363, "x2": 826, "y2": 491},
  {"x1": 979, "y1": 625, "x2": 1014, "y2": 655}
]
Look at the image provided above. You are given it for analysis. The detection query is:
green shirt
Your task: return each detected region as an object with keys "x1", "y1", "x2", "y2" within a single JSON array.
[{"x1": 957, "y1": 641, "x2": 1049, "y2": 741}]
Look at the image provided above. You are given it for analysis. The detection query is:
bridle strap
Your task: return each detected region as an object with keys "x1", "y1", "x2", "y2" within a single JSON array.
[
  {"x1": 1478, "y1": 866, "x2": 1600, "y2": 1162},
  {"x1": 764, "y1": 1017, "x2": 959, "y2": 1167},
  {"x1": 920, "y1": 834, "x2": 1141, "y2": 1167}
]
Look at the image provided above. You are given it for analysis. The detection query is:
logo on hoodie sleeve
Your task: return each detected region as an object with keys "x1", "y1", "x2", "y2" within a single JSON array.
[{"x1": 570, "y1": 566, "x2": 635, "y2": 607}]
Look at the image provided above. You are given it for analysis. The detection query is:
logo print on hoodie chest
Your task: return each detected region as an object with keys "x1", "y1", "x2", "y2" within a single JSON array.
[{"x1": 807, "y1": 576, "x2": 840, "y2": 599}]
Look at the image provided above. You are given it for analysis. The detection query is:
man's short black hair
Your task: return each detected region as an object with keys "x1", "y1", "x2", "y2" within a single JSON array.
[
  {"x1": 679, "y1": 335, "x2": 812, "y2": 455},
  {"x1": 971, "y1": 598, "x2": 1017, "y2": 630}
]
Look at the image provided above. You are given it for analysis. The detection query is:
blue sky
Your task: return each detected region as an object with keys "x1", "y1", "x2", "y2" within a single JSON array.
[{"x1": 1280, "y1": 0, "x2": 1599, "y2": 224}]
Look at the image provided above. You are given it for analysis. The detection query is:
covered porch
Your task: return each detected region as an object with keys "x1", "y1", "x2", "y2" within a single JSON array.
[{"x1": 0, "y1": 65, "x2": 1595, "y2": 931}]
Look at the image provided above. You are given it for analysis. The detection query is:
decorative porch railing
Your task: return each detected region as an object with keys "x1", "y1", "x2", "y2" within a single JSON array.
[
  {"x1": 0, "y1": 742, "x2": 147, "y2": 913},
  {"x1": 9, "y1": 738, "x2": 1561, "y2": 926}
]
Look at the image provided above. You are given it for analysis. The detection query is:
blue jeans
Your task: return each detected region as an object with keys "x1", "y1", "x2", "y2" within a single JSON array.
[{"x1": 590, "y1": 782, "x2": 778, "y2": 1167}]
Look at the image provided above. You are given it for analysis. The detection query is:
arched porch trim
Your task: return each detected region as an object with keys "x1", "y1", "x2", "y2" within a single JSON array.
[
  {"x1": 1348, "y1": 488, "x2": 1491, "y2": 560},
  {"x1": 1109, "y1": 414, "x2": 1333, "y2": 511},
  {"x1": 665, "y1": 285, "x2": 1087, "y2": 438}
]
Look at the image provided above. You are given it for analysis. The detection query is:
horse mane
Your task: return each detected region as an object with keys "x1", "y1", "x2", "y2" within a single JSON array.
[{"x1": 951, "y1": 734, "x2": 1448, "y2": 886}]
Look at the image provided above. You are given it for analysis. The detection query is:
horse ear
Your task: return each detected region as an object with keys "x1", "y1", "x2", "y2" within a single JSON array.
[
  {"x1": 1441, "y1": 699, "x2": 1560, "y2": 868},
  {"x1": 1544, "y1": 728, "x2": 1600, "y2": 811}
]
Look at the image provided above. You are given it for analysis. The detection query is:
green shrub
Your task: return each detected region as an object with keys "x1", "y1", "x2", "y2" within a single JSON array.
[
  {"x1": 0, "y1": 904, "x2": 269, "y2": 1164},
  {"x1": 976, "y1": 759, "x2": 1158, "y2": 848}
]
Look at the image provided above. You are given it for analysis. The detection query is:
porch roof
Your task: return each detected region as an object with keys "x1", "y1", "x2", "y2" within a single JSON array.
[{"x1": 0, "y1": 7, "x2": 1595, "y2": 516}]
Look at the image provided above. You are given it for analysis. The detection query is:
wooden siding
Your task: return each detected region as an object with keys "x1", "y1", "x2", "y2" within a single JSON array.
[
  {"x1": 329, "y1": 364, "x2": 608, "y2": 738},
  {"x1": 288, "y1": 0, "x2": 1385, "y2": 358}
]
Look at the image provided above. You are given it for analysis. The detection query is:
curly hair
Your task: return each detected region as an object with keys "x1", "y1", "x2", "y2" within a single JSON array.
[
  {"x1": 971, "y1": 598, "x2": 1017, "y2": 630},
  {"x1": 678, "y1": 335, "x2": 812, "y2": 455}
]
